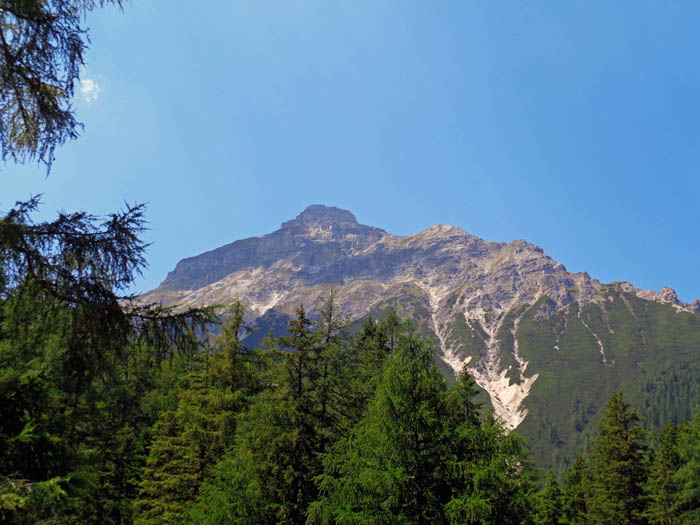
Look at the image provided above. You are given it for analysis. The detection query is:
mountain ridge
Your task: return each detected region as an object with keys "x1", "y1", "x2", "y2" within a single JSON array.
[
  {"x1": 143, "y1": 205, "x2": 700, "y2": 468},
  {"x1": 152, "y1": 204, "x2": 698, "y2": 320}
]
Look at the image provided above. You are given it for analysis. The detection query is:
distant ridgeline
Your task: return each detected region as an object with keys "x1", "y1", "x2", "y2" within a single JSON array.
[{"x1": 144, "y1": 204, "x2": 700, "y2": 471}]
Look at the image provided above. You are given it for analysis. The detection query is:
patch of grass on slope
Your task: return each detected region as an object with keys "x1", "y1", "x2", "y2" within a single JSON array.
[
  {"x1": 516, "y1": 287, "x2": 700, "y2": 474},
  {"x1": 496, "y1": 303, "x2": 532, "y2": 385}
]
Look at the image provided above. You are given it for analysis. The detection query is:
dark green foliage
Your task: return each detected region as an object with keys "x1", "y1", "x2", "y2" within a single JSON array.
[
  {"x1": 559, "y1": 402, "x2": 700, "y2": 525},
  {"x1": 185, "y1": 452, "x2": 267, "y2": 525},
  {"x1": 443, "y1": 412, "x2": 536, "y2": 524},
  {"x1": 134, "y1": 407, "x2": 202, "y2": 524},
  {"x1": 0, "y1": 0, "x2": 124, "y2": 171},
  {"x1": 0, "y1": 200, "x2": 213, "y2": 523},
  {"x1": 135, "y1": 298, "x2": 257, "y2": 524},
  {"x1": 586, "y1": 391, "x2": 650, "y2": 524},
  {"x1": 562, "y1": 456, "x2": 589, "y2": 524},
  {"x1": 189, "y1": 300, "x2": 356, "y2": 524},
  {"x1": 675, "y1": 413, "x2": 700, "y2": 523},
  {"x1": 134, "y1": 366, "x2": 243, "y2": 523},
  {"x1": 534, "y1": 471, "x2": 563, "y2": 525},
  {"x1": 310, "y1": 335, "x2": 537, "y2": 524},
  {"x1": 3, "y1": 197, "x2": 699, "y2": 523},
  {"x1": 645, "y1": 423, "x2": 683, "y2": 524},
  {"x1": 638, "y1": 362, "x2": 700, "y2": 434},
  {"x1": 310, "y1": 332, "x2": 452, "y2": 524},
  {"x1": 445, "y1": 365, "x2": 482, "y2": 430},
  {"x1": 443, "y1": 368, "x2": 536, "y2": 524},
  {"x1": 351, "y1": 315, "x2": 390, "y2": 397}
]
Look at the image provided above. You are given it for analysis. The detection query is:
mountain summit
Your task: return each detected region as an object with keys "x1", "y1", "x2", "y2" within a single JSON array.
[
  {"x1": 280, "y1": 204, "x2": 359, "y2": 229},
  {"x1": 143, "y1": 206, "x2": 700, "y2": 469},
  {"x1": 158, "y1": 205, "x2": 385, "y2": 292}
]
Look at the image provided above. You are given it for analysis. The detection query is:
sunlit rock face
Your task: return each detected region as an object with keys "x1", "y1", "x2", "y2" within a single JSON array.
[{"x1": 143, "y1": 205, "x2": 699, "y2": 432}]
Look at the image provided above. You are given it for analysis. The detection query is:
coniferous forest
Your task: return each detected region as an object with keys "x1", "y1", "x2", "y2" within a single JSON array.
[
  {"x1": 1, "y1": 1, "x2": 700, "y2": 523},
  {"x1": 1, "y1": 200, "x2": 699, "y2": 523}
]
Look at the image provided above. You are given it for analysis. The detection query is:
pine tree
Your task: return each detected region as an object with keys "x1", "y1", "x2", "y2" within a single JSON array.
[{"x1": 587, "y1": 391, "x2": 650, "y2": 524}]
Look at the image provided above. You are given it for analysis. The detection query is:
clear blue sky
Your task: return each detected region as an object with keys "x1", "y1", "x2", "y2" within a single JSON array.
[{"x1": 3, "y1": 1, "x2": 699, "y2": 301}]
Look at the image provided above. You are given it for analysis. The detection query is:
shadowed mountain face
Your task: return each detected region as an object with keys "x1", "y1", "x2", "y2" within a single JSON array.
[{"x1": 143, "y1": 205, "x2": 700, "y2": 470}]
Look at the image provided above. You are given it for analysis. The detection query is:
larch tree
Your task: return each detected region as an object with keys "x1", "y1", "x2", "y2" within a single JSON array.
[
  {"x1": 0, "y1": 0, "x2": 124, "y2": 171},
  {"x1": 309, "y1": 330, "x2": 451, "y2": 524},
  {"x1": 0, "y1": 198, "x2": 214, "y2": 522}
]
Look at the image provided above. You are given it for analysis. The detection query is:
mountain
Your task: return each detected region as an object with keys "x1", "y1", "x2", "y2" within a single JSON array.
[{"x1": 142, "y1": 205, "x2": 700, "y2": 470}]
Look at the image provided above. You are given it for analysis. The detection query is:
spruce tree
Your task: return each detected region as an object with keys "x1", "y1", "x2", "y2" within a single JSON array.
[
  {"x1": 675, "y1": 412, "x2": 700, "y2": 523},
  {"x1": 646, "y1": 423, "x2": 682, "y2": 524},
  {"x1": 562, "y1": 455, "x2": 589, "y2": 525},
  {"x1": 443, "y1": 410, "x2": 536, "y2": 524},
  {"x1": 534, "y1": 471, "x2": 564, "y2": 525},
  {"x1": 445, "y1": 365, "x2": 482, "y2": 431},
  {"x1": 347, "y1": 314, "x2": 391, "y2": 423},
  {"x1": 441, "y1": 367, "x2": 536, "y2": 525},
  {"x1": 314, "y1": 290, "x2": 352, "y2": 452},
  {"x1": 134, "y1": 408, "x2": 201, "y2": 524},
  {"x1": 587, "y1": 391, "x2": 650, "y2": 524}
]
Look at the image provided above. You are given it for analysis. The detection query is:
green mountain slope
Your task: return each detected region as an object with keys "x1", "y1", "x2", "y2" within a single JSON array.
[{"x1": 490, "y1": 285, "x2": 700, "y2": 471}]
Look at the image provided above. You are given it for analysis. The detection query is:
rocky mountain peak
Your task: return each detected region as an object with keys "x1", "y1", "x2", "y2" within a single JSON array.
[
  {"x1": 280, "y1": 205, "x2": 358, "y2": 230},
  {"x1": 141, "y1": 206, "x2": 700, "y2": 472},
  {"x1": 657, "y1": 286, "x2": 680, "y2": 304},
  {"x1": 144, "y1": 206, "x2": 700, "y2": 433}
]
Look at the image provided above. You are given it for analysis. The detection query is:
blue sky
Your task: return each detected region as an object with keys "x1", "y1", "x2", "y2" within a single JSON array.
[{"x1": 2, "y1": 1, "x2": 699, "y2": 301}]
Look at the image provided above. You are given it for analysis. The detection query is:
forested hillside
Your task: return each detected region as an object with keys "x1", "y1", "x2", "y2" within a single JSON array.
[
  {"x1": 2, "y1": 1, "x2": 699, "y2": 523},
  {"x1": 1, "y1": 202, "x2": 699, "y2": 522},
  {"x1": 144, "y1": 204, "x2": 700, "y2": 477}
]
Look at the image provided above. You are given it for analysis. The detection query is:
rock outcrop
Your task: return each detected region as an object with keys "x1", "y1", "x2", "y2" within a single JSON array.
[{"x1": 143, "y1": 205, "x2": 699, "y2": 431}]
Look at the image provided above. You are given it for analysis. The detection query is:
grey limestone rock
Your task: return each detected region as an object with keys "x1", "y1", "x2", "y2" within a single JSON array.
[{"x1": 141, "y1": 206, "x2": 697, "y2": 429}]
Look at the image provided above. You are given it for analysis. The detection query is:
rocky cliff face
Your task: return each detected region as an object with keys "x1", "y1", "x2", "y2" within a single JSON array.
[{"x1": 143, "y1": 205, "x2": 700, "y2": 445}]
